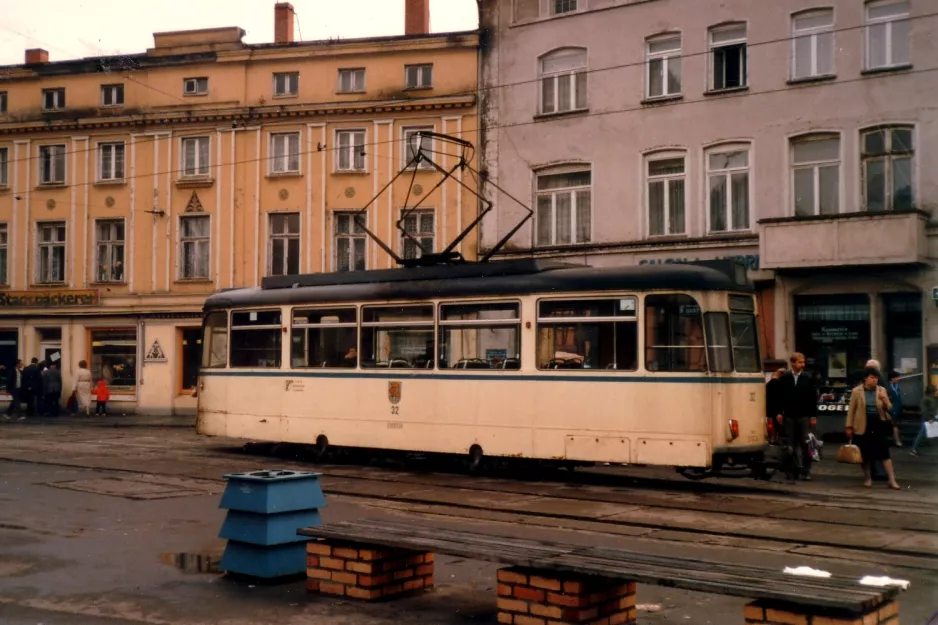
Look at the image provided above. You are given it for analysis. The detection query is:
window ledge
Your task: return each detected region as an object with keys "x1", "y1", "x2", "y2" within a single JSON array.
[
  {"x1": 706, "y1": 229, "x2": 753, "y2": 238},
  {"x1": 90, "y1": 281, "x2": 126, "y2": 286},
  {"x1": 183, "y1": 92, "x2": 208, "y2": 97},
  {"x1": 645, "y1": 234, "x2": 690, "y2": 243},
  {"x1": 704, "y1": 86, "x2": 749, "y2": 97},
  {"x1": 0, "y1": 185, "x2": 10, "y2": 194},
  {"x1": 533, "y1": 241, "x2": 594, "y2": 251},
  {"x1": 861, "y1": 64, "x2": 912, "y2": 77},
  {"x1": 404, "y1": 86, "x2": 433, "y2": 92},
  {"x1": 174, "y1": 278, "x2": 213, "y2": 284},
  {"x1": 332, "y1": 170, "x2": 370, "y2": 176},
  {"x1": 641, "y1": 94, "x2": 683, "y2": 106},
  {"x1": 36, "y1": 183, "x2": 66, "y2": 189},
  {"x1": 94, "y1": 179, "x2": 127, "y2": 187},
  {"x1": 31, "y1": 282, "x2": 68, "y2": 288},
  {"x1": 787, "y1": 74, "x2": 837, "y2": 86},
  {"x1": 337, "y1": 90, "x2": 367, "y2": 95},
  {"x1": 400, "y1": 166, "x2": 437, "y2": 173},
  {"x1": 533, "y1": 108, "x2": 590, "y2": 122},
  {"x1": 272, "y1": 94, "x2": 298, "y2": 100},
  {"x1": 100, "y1": 104, "x2": 125, "y2": 110},
  {"x1": 175, "y1": 177, "x2": 215, "y2": 189},
  {"x1": 266, "y1": 171, "x2": 302, "y2": 179}
]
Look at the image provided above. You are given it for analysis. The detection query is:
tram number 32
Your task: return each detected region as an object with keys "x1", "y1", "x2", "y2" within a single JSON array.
[{"x1": 390, "y1": 406, "x2": 400, "y2": 416}]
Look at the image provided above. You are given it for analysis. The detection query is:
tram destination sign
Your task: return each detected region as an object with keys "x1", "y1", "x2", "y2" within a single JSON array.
[{"x1": 0, "y1": 290, "x2": 99, "y2": 307}]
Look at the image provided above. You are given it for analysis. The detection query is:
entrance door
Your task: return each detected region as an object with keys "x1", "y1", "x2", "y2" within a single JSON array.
[
  {"x1": 180, "y1": 328, "x2": 202, "y2": 393},
  {"x1": 884, "y1": 293, "x2": 923, "y2": 408},
  {"x1": 37, "y1": 327, "x2": 63, "y2": 367}
]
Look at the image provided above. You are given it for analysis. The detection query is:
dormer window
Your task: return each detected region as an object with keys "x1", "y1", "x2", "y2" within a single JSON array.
[{"x1": 183, "y1": 77, "x2": 208, "y2": 96}]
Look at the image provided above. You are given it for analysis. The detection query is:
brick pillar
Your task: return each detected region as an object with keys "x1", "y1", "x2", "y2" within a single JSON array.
[
  {"x1": 744, "y1": 599, "x2": 899, "y2": 625},
  {"x1": 306, "y1": 540, "x2": 434, "y2": 600},
  {"x1": 497, "y1": 567, "x2": 637, "y2": 625},
  {"x1": 404, "y1": 0, "x2": 430, "y2": 35}
]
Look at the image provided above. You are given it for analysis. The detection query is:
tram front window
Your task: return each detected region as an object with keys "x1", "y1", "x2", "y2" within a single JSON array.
[
  {"x1": 644, "y1": 294, "x2": 705, "y2": 372},
  {"x1": 201, "y1": 311, "x2": 228, "y2": 368},
  {"x1": 361, "y1": 305, "x2": 434, "y2": 369},
  {"x1": 536, "y1": 298, "x2": 638, "y2": 370}
]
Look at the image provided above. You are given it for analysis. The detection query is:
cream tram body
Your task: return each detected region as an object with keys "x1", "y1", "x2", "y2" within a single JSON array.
[{"x1": 196, "y1": 262, "x2": 768, "y2": 473}]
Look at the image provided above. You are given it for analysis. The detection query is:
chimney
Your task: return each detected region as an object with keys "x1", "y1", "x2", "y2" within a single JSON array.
[
  {"x1": 405, "y1": 0, "x2": 430, "y2": 35},
  {"x1": 274, "y1": 2, "x2": 295, "y2": 44},
  {"x1": 25, "y1": 48, "x2": 49, "y2": 64}
]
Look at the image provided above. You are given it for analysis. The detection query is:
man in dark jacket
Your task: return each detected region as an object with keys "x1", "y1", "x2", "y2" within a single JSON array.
[
  {"x1": 776, "y1": 352, "x2": 818, "y2": 481},
  {"x1": 21, "y1": 358, "x2": 42, "y2": 417},
  {"x1": 42, "y1": 362, "x2": 63, "y2": 416}
]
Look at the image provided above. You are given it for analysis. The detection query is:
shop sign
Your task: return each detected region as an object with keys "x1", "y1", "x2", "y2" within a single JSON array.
[
  {"x1": 0, "y1": 290, "x2": 98, "y2": 307},
  {"x1": 817, "y1": 403, "x2": 848, "y2": 412},
  {"x1": 144, "y1": 340, "x2": 167, "y2": 362},
  {"x1": 638, "y1": 254, "x2": 760, "y2": 270},
  {"x1": 810, "y1": 326, "x2": 860, "y2": 342}
]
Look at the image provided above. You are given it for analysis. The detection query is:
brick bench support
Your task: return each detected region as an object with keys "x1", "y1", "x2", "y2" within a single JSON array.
[
  {"x1": 497, "y1": 566, "x2": 637, "y2": 625},
  {"x1": 305, "y1": 540, "x2": 434, "y2": 600},
  {"x1": 744, "y1": 598, "x2": 899, "y2": 625}
]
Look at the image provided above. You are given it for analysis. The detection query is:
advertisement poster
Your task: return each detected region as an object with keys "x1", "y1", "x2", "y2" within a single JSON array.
[{"x1": 828, "y1": 352, "x2": 847, "y2": 378}]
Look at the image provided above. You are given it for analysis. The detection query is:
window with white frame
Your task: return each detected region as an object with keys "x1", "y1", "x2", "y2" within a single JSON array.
[
  {"x1": 39, "y1": 144, "x2": 66, "y2": 184},
  {"x1": 42, "y1": 88, "x2": 65, "y2": 110},
  {"x1": 646, "y1": 155, "x2": 686, "y2": 236},
  {"x1": 707, "y1": 147, "x2": 750, "y2": 232},
  {"x1": 0, "y1": 223, "x2": 8, "y2": 286},
  {"x1": 400, "y1": 209, "x2": 435, "y2": 260},
  {"x1": 791, "y1": 10, "x2": 834, "y2": 80},
  {"x1": 405, "y1": 64, "x2": 433, "y2": 89},
  {"x1": 183, "y1": 77, "x2": 208, "y2": 95},
  {"x1": 101, "y1": 84, "x2": 124, "y2": 107},
  {"x1": 535, "y1": 168, "x2": 591, "y2": 246},
  {"x1": 862, "y1": 126, "x2": 914, "y2": 212},
  {"x1": 646, "y1": 34, "x2": 682, "y2": 99},
  {"x1": 552, "y1": 0, "x2": 578, "y2": 14},
  {"x1": 336, "y1": 129, "x2": 366, "y2": 171},
  {"x1": 95, "y1": 219, "x2": 125, "y2": 283},
  {"x1": 791, "y1": 134, "x2": 840, "y2": 216},
  {"x1": 268, "y1": 213, "x2": 300, "y2": 276},
  {"x1": 539, "y1": 48, "x2": 587, "y2": 115},
  {"x1": 0, "y1": 91, "x2": 7, "y2": 114},
  {"x1": 181, "y1": 136, "x2": 210, "y2": 177},
  {"x1": 335, "y1": 212, "x2": 367, "y2": 272},
  {"x1": 270, "y1": 132, "x2": 300, "y2": 174},
  {"x1": 338, "y1": 68, "x2": 365, "y2": 93},
  {"x1": 865, "y1": 0, "x2": 910, "y2": 70},
  {"x1": 273, "y1": 72, "x2": 299, "y2": 97},
  {"x1": 37, "y1": 222, "x2": 66, "y2": 283},
  {"x1": 0, "y1": 147, "x2": 7, "y2": 186},
  {"x1": 179, "y1": 215, "x2": 210, "y2": 279},
  {"x1": 98, "y1": 142, "x2": 125, "y2": 181},
  {"x1": 403, "y1": 127, "x2": 434, "y2": 169},
  {"x1": 709, "y1": 24, "x2": 747, "y2": 90}
]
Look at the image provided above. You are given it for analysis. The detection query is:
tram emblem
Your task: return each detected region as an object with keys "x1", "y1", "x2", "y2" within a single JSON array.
[{"x1": 388, "y1": 381, "x2": 402, "y2": 405}]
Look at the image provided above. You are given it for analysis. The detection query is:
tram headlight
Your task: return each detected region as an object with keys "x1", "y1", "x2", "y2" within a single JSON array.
[{"x1": 726, "y1": 419, "x2": 740, "y2": 442}]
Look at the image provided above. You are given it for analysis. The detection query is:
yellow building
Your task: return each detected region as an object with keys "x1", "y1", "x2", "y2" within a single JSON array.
[{"x1": 0, "y1": 1, "x2": 479, "y2": 414}]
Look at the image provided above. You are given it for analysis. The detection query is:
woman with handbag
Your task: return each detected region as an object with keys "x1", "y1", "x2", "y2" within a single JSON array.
[{"x1": 846, "y1": 367, "x2": 900, "y2": 489}]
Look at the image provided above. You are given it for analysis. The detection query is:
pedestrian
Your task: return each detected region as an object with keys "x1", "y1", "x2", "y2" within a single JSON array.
[
  {"x1": 42, "y1": 362, "x2": 63, "y2": 416},
  {"x1": 777, "y1": 352, "x2": 818, "y2": 481},
  {"x1": 765, "y1": 368, "x2": 785, "y2": 444},
  {"x1": 93, "y1": 379, "x2": 110, "y2": 415},
  {"x1": 21, "y1": 358, "x2": 42, "y2": 417},
  {"x1": 73, "y1": 360, "x2": 93, "y2": 417},
  {"x1": 846, "y1": 367, "x2": 900, "y2": 489},
  {"x1": 910, "y1": 384, "x2": 938, "y2": 456},
  {"x1": 2, "y1": 359, "x2": 25, "y2": 420},
  {"x1": 887, "y1": 370, "x2": 903, "y2": 447}
]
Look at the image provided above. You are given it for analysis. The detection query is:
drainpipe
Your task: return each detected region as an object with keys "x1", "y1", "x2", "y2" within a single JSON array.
[{"x1": 137, "y1": 315, "x2": 144, "y2": 388}]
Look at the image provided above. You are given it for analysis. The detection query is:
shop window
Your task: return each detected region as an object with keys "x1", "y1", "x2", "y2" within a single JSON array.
[
  {"x1": 201, "y1": 311, "x2": 229, "y2": 368},
  {"x1": 360, "y1": 305, "x2": 434, "y2": 369},
  {"x1": 230, "y1": 310, "x2": 282, "y2": 368},
  {"x1": 644, "y1": 294, "x2": 705, "y2": 372},
  {"x1": 180, "y1": 328, "x2": 202, "y2": 391},
  {"x1": 291, "y1": 308, "x2": 358, "y2": 368},
  {"x1": 0, "y1": 330, "x2": 18, "y2": 393},
  {"x1": 729, "y1": 294, "x2": 761, "y2": 373},
  {"x1": 536, "y1": 298, "x2": 638, "y2": 370},
  {"x1": 439, "y1": 302, "x2": 521, "y2": 370},
  {"x1": 90, "y1": 329, "x2": 137, "y2": 392}
]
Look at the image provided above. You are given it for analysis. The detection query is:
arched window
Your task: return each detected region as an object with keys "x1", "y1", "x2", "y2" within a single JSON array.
[
  {"x1": 645, "y1": 33, "x2": 682, "y2": 99},
  {"x1": 861, "y1": 125, "x2": 914, "y2": 212},
  {"x1": 791, "y1": 9, "x2": 834, "y2": 80},
  {"x1": 865, "y1": 0, "x2": 910, "y2": 70},
  {"x1": 538, "y1": 48, "x2": 587, "y2": 115},
  {"x1": 706, "y1": 143, "x2": 751, "y2": 232}
]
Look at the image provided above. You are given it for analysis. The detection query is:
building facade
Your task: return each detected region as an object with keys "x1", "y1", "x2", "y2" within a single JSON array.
[
  {"x1": 478, "y1": 0, "x2": 938, "y2": 405},
  {"x1": 0, "y1": 1, "x2": 479, "y2": 414}
]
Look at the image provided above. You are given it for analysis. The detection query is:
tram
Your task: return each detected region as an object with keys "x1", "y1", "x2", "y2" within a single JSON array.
[{"x1": 195, "y1": 259, "x2": 770, "y2": 479}]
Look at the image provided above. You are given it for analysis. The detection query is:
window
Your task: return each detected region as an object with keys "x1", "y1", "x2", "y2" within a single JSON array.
[
  {"x1": 338, "y1": 68, "x2": 365, "y2": 93},
  {"x1": 230, "y1": 310, "x2": 282, "y2": 368},
  {"x1": 361, "y1": 305, "x2": 434, "y2": 369},
  {"x1": 0, "y1": 91, "x2": 7, "y2": 113},
  {"x1": 791, "y1": 134, "x2": 840, "y2": 216},
  {"x1": 0, "y1": 147, "x2": 7, "y2": 187},
  {"x1": 39, "y1": 144, "x2": 66, "y2": 184},
  {"x1": 273, "y1": 72, "x2": 299, "y2": 97},
  {"x1": 0, "y1": 331, "x2": 18, "y2": 392},
  {"x1": 862, "y1": 126, "x2": 913, "y2": 212},
  {"x1": 335, "y1": 212, "x2": 367, "y2": 272},
  {"x1": 646, "y1": 34, "x2": 682, "y2": 98},
  {"x1": 42, "y1": 88, "x2": 65, "y2": 110},
  {"x1": 0, "y1": 223, "x2": 7, "y2": 286},
  {"x1": 95, "y1": 220, "x2": 125, "y2": 283},
  {"x1": 704, "y1": 313, "x2": 733, "y2": 372},
  {"x1": 90, "y1": 329, "x2": 137, "y2": 392},
  {"x1": 552, "y1": 0, "x2": 578, "y2": 14},
  {"x1": 181, "y1": 137, "x2": 210, "y2": 177},
  {"x1": 180, "y1": 328, "x2": 202, "y2": 391},
  {"x1": 183, "y1": 77, "x2": 208, "y2": 95},
  {"x1": 646, "y1": 156, "x2": 685, "y2": 236},
  {"x1": 179, "y1": 215, "x2": 210, "y2": 279},
  {"x1": 791, "y1": 10, "x2": 834, "y2": 80},
  {"x1": 403, "y1": 127, "x2": 434, "y2": 169},
  {"x1": 37, "y1": 222, "x2": 66, "y2": 283},
  {"x1": 405, "y1": 64, "x2": 433, "y2": 89},
  {"x1": 707, "y1": 147, "x2": 750, "y2": 232},
  {"x1": 292, "y1": 308, "x2": 358, "y2": 368},
  {"x1": 336, "y1": 129, "x2": 366, "y2": 172},
  {"x1": 270, "y1": 132, "x2": 300, "y2": 174},
  {"x1": 644, "y1": 294, "x2": 705, "y2": 372},
  {"x1": 268, "y1": 213, "x2": 300, "y2": 276},
  {"x1": 535, "y1": 168, "x2": 591, "y2": 246},
  {"x1": 537, "y1": 298, "x2": 638, "y2": 370},
  {"x1": 865, "y1": 0, "x2": 910, "y2": 70},
  {"x1": 729, "y1": 294, "x2": 760, "y2": 373},
  {"x1": 98, "y1": 142, "x2": 125, "y2": 181},
  {"x1": 101, "y1": 84, "x2": 124, "y2": 106},
  {"x1": 401, "y1": 210, "x2": 435, "y2": 260},
  {"x1": 709, "y1": 24, "x2": 747, "y2": 90},
  {"x1": 440, "y1": 302, "x2": 522, "y2": 370},
  {"x1": 201, "y1": 311, "x2": 229, "y2": 369},
  {"x1": 539, "y1": 48, "x2": 587, "y2": 114}
]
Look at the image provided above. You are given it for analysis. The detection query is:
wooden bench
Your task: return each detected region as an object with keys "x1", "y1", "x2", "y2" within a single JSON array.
[{"x1": 297, "y1": 518, "x2": 903, "y2": 625}]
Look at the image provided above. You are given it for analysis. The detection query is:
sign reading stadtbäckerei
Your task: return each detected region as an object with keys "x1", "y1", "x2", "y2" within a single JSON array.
[{"x1": 0, "y1": 290, "x2": 99, "y2": 307}]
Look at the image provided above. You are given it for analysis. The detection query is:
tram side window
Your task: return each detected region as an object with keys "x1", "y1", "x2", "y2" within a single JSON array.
[
  {"x1": 230, "y1": 310, "x2": 282, "y2": 368},
  {"x1": 439, "y1": 302, "x2": 521, "y2": 369},
  {"x1": 704, "y1": 313, "x2": 733, "y2": 372},
  {"x1": 361, "y1": 305, "x2": 434, "y2": 369},
  {"x1": 644, "y1": 295, "x2": 705, "y2": 372},
  {"x1": 536, "y1": 298, "x2": 638, "y2": 371},
  {"x1": 291, "y1": 308, "x2": 357, "y2": 368},
  {"x1": 729, "y1": 294, "x2": 761, "y2": 372},
  {"x1": 201, "y1": 311, "x2": 229, "y2": 368}
]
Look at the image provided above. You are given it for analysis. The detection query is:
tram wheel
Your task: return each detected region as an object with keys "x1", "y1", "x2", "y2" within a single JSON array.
[
  {"x1": 678, "y1": 467, "x2": 712, "y2": 481},
  {"x1": 312, "y1": 435, "x2": 329, "y2": 461},
  {"x1": 468, "y1": 445, "x2": 483, "y2": 471}
]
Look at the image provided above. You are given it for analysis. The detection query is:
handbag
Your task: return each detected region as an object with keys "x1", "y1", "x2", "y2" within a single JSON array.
[
  {"x1": 925, "y1": 421, "x2": 938, "y2": 439},
  {"x1": 836, "y1": 442, "x2": 863, "y2": 464}
]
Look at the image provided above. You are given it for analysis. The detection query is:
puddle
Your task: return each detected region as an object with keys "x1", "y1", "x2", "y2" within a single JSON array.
[{"x1": 159, "y1": 552, "x2": 222, "y2": 574}]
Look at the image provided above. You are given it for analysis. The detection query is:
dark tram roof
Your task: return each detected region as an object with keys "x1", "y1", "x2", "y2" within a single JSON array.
[{"x1": 204, "y1": 259, "x2": 751, "y2": 312}]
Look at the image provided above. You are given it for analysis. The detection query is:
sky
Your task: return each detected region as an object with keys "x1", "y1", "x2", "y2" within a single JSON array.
[{"x1": 0, "y1": 0, "x2": 479, "y2": 65}]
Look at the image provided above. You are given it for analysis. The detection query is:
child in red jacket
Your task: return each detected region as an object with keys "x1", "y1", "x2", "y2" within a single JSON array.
[{"x1": 93, "y1": 380, "x2": 110, "y2": 415}]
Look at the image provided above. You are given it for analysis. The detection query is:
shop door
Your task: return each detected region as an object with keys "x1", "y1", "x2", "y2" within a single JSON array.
[
  {"x1": 883, "y1": 293, "x2": 923, "y2": 408},
  {"x1": 37, "y1": 327, "x2": 63, "y2": 367},
  {"x1": 180, "y1": 328, "x2": 202, "y2": 392}
]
